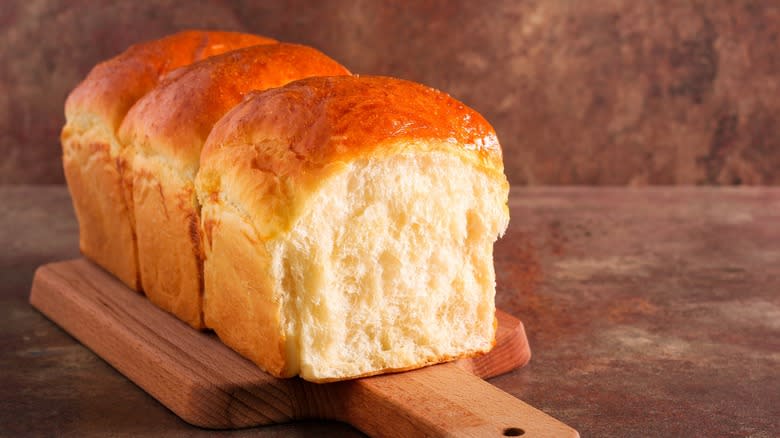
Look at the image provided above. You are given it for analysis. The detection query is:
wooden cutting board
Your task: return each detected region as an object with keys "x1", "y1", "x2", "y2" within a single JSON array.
[{"x1": 29, "y1": 258, "x2": 578, "y2": 437}]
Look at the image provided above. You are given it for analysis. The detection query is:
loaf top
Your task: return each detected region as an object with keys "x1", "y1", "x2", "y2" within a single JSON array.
[
  {"x1": 202, "y1": 75, "x2": 503, "y2": 176},
  {"x1": 64, "y1": 30, "x2": 275, "y2": 136},
  {"x1": 198, "y1": 75, "x2": 506, "y2": 239},
  {"x1": 119, "y1": 43, "x2": 350, "y2": 178}
]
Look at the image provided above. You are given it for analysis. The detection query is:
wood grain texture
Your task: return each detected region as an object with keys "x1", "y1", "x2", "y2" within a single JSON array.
[
  {"x1": 331, "y1": 364, "x2": 576, "y2": 437},
  {"x1": 29, "y1": 258, "x2": 574, "y2": 437}
]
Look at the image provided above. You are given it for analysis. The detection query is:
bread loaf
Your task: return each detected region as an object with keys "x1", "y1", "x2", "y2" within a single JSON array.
[
  {"x1": 61, "y1": 30, "x2": 275, "y2": 290},
  {"x1": 196, "y1": 75, "x2": 510, "y2": 381},
  {"x1": 118, "y1": 44, "x2": 349, "y2": 328}
]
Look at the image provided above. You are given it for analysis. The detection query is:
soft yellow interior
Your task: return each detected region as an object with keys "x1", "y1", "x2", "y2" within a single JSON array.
[{"x1": 269, "y1": 150, "x2": 509, "y2": 380}]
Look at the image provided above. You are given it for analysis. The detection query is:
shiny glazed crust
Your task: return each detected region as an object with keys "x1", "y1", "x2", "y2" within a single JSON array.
[
  {"x1": 61, "y1": 30, "x2": 275, "y2": 290},
  {"x1": 197, "y1": 76, "x2": 507, "y2": 380},
  {"x1": 118, "y1": 44, "x2": 349, "y2": 328}
]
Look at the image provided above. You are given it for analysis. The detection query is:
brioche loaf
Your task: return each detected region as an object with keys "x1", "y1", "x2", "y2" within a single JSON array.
[
  {"x1": 118, "y1": 44, "x2": 349, "y2": 328},
  {"x1": 196, "y1": 75, "x2": 510, "y2": 381},
  {"x1": 61, "y1": 30, "x2": 275, "y2": 290}
]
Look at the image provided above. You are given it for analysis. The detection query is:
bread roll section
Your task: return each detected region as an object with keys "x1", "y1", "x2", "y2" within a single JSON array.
[
  {"x1": 196, "y1": 76, "x2": 509, "y2": 381},
  {"x1": 118, "y1": 44, "x2": 349, "y2": 329},
  {"x1": 61, "y1": 30, "x2": 275, "y2": 291},
  {"x1": 63, "y1": 32, "x2": 510, "y2": 382}
]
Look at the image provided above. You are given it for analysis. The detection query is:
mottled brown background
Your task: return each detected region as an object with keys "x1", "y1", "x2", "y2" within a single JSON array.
[{"x1": 2, "y1": 0, "x2": 779, "y2": 185}]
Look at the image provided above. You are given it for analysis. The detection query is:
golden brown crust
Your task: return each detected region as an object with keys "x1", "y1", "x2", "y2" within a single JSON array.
[
  {"x1": 119, "y1": 43, "x2": 350, "y2": 175},
  {"x1": 62, "y1": 30, "x2": 273, "y2": 291},
  {"x1": 131, "y1": 162, "x2": 204, "y2": 327},
  {"x1": 65, "y1": 30, "x2": 276, "y2": 135},
  {"x1": 61, "y1": 139, "x2": 140, "y2": 288},
  {"x1": 121, "y1": 43, "x2": 349, "y2": 329},
  {"x1": 202, "y1": 75, "x2": 503, "y2": 175}
]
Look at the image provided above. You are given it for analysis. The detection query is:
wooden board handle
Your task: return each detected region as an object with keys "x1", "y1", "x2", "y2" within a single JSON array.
[{"x1": 329, "y1": 363, "x2": 579, "y2": 438}]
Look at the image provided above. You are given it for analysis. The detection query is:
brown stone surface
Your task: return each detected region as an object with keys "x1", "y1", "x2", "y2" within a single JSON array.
[
  {"x1": 2, "y1": 1, "x2": 780, "y2": 185},
  {"x1": 2, "y1": 185, "x2": 779, "y2": 436}
]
